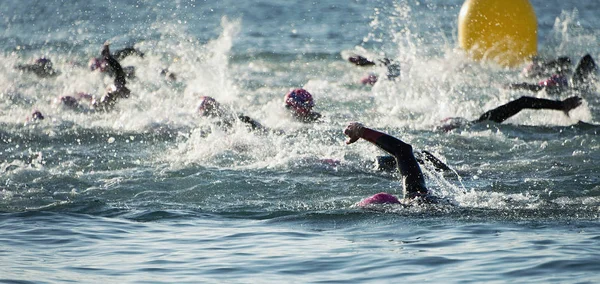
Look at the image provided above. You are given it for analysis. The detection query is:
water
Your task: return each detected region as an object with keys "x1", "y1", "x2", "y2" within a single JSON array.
[{"x1": 1, "y1": 0, "x2": 599, "y2": 282}]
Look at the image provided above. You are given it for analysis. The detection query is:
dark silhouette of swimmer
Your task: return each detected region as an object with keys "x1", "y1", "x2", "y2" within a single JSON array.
[
  {"x1": 284, "y1": 88, "x2": 322, "y2": 123},
  {"x1": 89, "y1": 46, "x2": 143, "y2": 79},
  {"x1": 521, "y1": 56, "x2": 572, "y2": 78},
  {"x1": 344, "y1": 122, "x2": 440, "y2": 206},
  {"x1": 16, "y1": 57, "x2": 59, "y2": 78},
  {"x1": 27, "y1": 110, "x2": 44, "y2": 122},
  {"x1": 347, "y1": 55, "x2": 401, "y2": 84},
  {"x1": 112, "y1": 47, "x2": 145, "y2": 61},
  {"x1": 90, "y1": 43, "x2": 131, "y2": 110},
  {"x1": 509, "y1": 54, "x2": 597, "y2": 94},
  {"x1": 61, "y1": 43, "x2": 130, "y2": 111},
  {"x1": 438, "y1": 96, "x2": 583, "y2": 132},
  {"x1": 198, "y1": 96, "x2": 271, "y2": 133}
]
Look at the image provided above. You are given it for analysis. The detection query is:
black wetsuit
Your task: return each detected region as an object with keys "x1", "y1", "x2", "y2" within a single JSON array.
[
  {"x1": 510, "y1": 54, "x2": 597, "y2": 94},
  {"x1": 474, "y1": 96, "x2": 574, "y2": 124},
  {"x1": 361, "y1": 127, "x2": 430, "y2": 200},
  {"x1": 376, "y1": 150, "x2": 451, "y2": 172},
  {"x1": 92, "y1": 45, "x2": 130, "y2": 111}
]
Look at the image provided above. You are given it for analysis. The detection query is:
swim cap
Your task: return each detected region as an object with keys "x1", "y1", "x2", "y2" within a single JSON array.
[
  {"x1": 538, "y1": 74, "x2": 569, "y2": 87},
  {"x1": 197, "y1": 96, "x2": 221, "y2": 117},
  {"x1": 360, "y1": 73, "x2": 378, "y2": 85},
  {"x1": 357, "y1": 192, "x2": 401, "y2": 207},
  {"x1": 89, "y1": 57, "x2": 106, "y2": 72},
  {"x1": 284, "y1": 89, "x2": 314, "y2": 115}
]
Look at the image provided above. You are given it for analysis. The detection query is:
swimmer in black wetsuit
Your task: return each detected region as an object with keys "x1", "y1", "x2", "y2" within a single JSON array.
[
  {"x1": 197, "y1": 96, "x2": 273, "y2": 133},
  {"x1": 347, "y1": 55, "x2": 401, "y2": 85},
  {"x1": 89, "y1": 45, "x2": 143, "y2": 79},
  {"x1": 438, "y1": 96, "x2": 583, "y2": 132},
  {"x1": 521, "y1": 56, "x2": 572, "y2": 79},
  {"x1": 284, "y1": 88, "x2": 322, "y2": 123},
  {"x1": 61, "y1": 43, "x2": 131, "y2": 111},
  {"x1": 509, "y1": 54, "x2": 597, "y2": 95},
  {"x1": 16, "y1": 57, "x2": 59, "y2": 78},
  {"x1": 344, "y1": 122, "x2": 439, "y2": 206}
]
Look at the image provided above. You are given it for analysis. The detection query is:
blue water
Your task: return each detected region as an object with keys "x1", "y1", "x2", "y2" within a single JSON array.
[{"x1": 1, "y1": 0, "x2": 600, "y2": 283}]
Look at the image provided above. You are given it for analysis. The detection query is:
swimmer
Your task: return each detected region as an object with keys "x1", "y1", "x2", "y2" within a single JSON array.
[
  {"x1": 197, "y1": 96, "x2": 272, "y2": 133},
  {"x1": 284, "y1": 88, "x2": 322, "y2": 123},
  {"x1": 438, "y1": 96, "x2": 583, "y2": 132},
  {"x1": 509, "y1": 54, "x2": 597, "y2": 95},
  {"x1": 27, "y1": 110, "x2": 44, "y2": 122},
  {"x1": 62, "y1": 43, "x2": 131, "y2": 111},
  {"x1": 521, "y1": 56, "x2": 572, "y2": 78},
  {"x1": 16, "y1": 57, "x2": 59, "y2": 78},
  {"x1": 347, "y1": 54, "x2": 401, "y2": 85},
  {"x1": 344, "y1": 122, "x2": 440, "y2": 206},
  {"x1": 89, "y1": 45, "x2": 142, "y2": 79}
]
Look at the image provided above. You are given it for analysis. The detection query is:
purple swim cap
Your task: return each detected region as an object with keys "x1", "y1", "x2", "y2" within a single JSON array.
[
  {"x1": 284, "y1": 88, "x2": 314, "y2": 115},
  {"x1": 357, "y1": 192, "x2": 401, "y2": 207}
]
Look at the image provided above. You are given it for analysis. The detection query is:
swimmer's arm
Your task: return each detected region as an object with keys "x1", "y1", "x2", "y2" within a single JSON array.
[
  {"x1": 344, "y1": 123, "x2": 416, "y2": 165},
  {"x1": 475, "y1": 96, "x2": 582, "y2": 123},
  {"x1": 102, "y1": 45, "x2": 127, "y2": 87},
  {"x1": 238, "y1": 115, "x2": 267, "y2": 132},
  {"x1": 113, "y1": 47, "x2": 145, "y2": 61},
  {"x1": 344, "y1": 122, "x2": 427, "y2": 195},
  {"x1": 420, "y1": 150, "x2": 451, "y2": 171}
]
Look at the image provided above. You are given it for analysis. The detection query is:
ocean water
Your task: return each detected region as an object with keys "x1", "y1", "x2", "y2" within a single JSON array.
[{"x1": 1, "y1": 0, "x2": 600, "y2": 283}]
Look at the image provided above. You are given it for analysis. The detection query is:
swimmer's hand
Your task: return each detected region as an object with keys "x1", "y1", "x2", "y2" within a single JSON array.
[
  {"x1": 344, "y1": 122, "x2": 365, "y2": 144},
  {"x1": 561, "y1": 96, "x2": 582, "y2": 116}
]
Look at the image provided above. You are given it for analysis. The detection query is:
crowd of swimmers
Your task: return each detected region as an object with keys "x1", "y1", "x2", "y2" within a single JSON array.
[{"x1": 15, "y1": 45, "x2": 598, "y2": 207}]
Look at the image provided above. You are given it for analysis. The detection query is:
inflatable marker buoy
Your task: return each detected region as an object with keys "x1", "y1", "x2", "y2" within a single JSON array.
[{"x1": 458, "y1": 0, "x2": 537, "y2": 68}]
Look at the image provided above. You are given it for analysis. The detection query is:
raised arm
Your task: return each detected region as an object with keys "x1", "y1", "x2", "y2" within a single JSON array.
[
  {"x1": 475, "y1": 96, "x2": 582, "y2": 123},
  {"x1": 344, "y1": 122, "x2": 428, "y2": 198},
  {"x1": 102, "y1": 44, "x2": 127, "y2": 88}
]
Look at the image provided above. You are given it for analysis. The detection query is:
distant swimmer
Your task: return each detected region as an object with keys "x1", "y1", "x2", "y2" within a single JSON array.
[
  {"x1": 26, "y1": 110, "x2": 45, "y2": 122},
  {"x1": 509, "y1": 54, "x2": 597, "y2": 95},
  {"x1": 88, "y1": 45, "x2": 143, "y2": 79},
  {"x1": 16, "y1": 57, "x2": 59, "y2": 78},
  {"x1": 437, "y1": 96, "x2": 583, "y2": 132},
  {"x1": 284, "y1": 88, "x2": 322, "y2": 123},
  {"x1": 520, "y1": 56, "x2": 572, "y2": 79},
  {"x1": 61, "y1": 43, "x2": 131, "y2": 111},
  {"x1": 347, "y1": 54, "x2": 401, "y2": 85},
  {"x1": 344, "y1": 122, "x2": 441, "y2": 206},
  {"x1": 197, "y1": 96, "x2": 274, "y2": 133}
]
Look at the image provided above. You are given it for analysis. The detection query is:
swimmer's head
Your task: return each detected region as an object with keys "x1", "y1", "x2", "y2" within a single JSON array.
[
  {"x1": 197, "y1": 96, "x2": 222, "y2": 117},
  {"x1": 284, "y1": 88, "x2": 314, "y2": 116},
  {"x1": 89, "y1": 57, "x2": 105, "y2": 72},
  {"x1": 348, "y1": 55, "x2": 375, "y2": 66},
  {"x1": 436, "y1": 117, "x2": 469, "y2": 132},
  {"x1": 31, "y1": 110, "x2": 44, "y2": 121},
  {"x1": 360, "y1": 73, "x2": 378, "y2": 85},
  {"x1": 35, "y1": 58, "x2": 52, "y2": 69},
  {"x1": 60, "y1": 96, "x2": 79, "y2": 108}
]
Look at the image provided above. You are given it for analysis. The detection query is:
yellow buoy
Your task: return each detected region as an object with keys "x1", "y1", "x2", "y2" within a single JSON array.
[{"x1": 458, "y1": 0, "x2": 537, "y2": 67}]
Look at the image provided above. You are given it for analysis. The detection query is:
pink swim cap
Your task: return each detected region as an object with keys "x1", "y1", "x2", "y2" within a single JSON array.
[
  {"x1": 284, "y1": 88, "x2": 314, "y2": 115},
  {"x1": 89, "y1": 57, "x2": 106, "y2": 72},
  {"x1": 538, "y1": 74, "x2": 569, "y2": 87},
  {"x1": 360, "y1": 73, "x2": 378, "y2": 85},
  {"x1": 357, "y1": 192, "x2": 401, "y2": 207}
]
